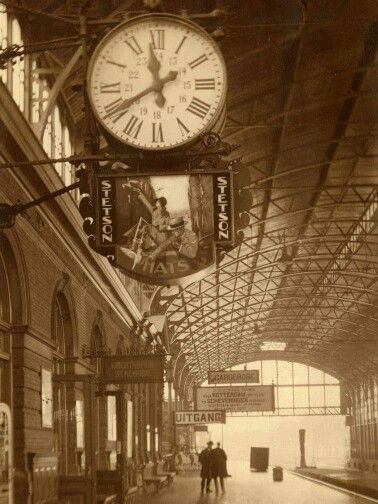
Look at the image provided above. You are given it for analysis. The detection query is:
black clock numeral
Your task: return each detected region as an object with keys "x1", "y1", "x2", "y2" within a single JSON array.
[
  {"x1": 150, "y1": 29, "x2": 165, "y2": 50},
  {"x1": 123, "y1": 115, "x2": 143, "y2": 138},
  {"x1": 107, "y1": 59, "x2": 127, "y2": 69},
  {"x1": 186, "y1": 97, "x2": 211, "y2": 119},
  {"x1": 125, "y1": 36, "x2": 143, "y2": 55},
  {"x1": 175, "y1": 36, "x2": 187, "y2": 54},
  {"x1": 100, "y1": 82, "x2": 121, "y2": 93},
  {"x1": 152, "y1": 123, "x2": 164, "y2": 143},
  {"x1": 104, "y1": 98, "x2": 128, "y2": 122},
  {"x1": 195, "y1": 78, "x2": 216, "y2": 90},
  {"x1": 176, "y1": 117, "x2": 190, "y2": 136},
  {"x1": 188, "y1": 54, "x2": 208, "y2": 69}
]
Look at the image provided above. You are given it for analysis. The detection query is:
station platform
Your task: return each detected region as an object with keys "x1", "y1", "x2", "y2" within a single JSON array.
[
  {"x1": 292, "y1": 467, "x2": 378, "y2": 500},
  {"x1": 136, "y1": 462, "x2": 376, "y2": 504}
]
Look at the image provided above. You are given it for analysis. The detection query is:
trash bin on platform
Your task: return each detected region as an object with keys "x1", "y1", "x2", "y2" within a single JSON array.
[
  {"x1": 250, "y1": 447, "x2": 269, "y2": 472},
  {"x1": 273, "y1": 466, "x2": 283, "y2": 481}
]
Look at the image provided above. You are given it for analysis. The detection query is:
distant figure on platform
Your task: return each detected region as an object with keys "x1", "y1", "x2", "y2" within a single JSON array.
[
  {"x1": 199, "y1": 441, "x2": 213, "y2": 493},
  {"x1": 211, "y1": 442, "x2": 228, "y2": 493}
]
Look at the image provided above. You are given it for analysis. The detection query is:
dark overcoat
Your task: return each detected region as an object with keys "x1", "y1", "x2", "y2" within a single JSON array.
[
  {"x1": 199, "y1": 448, "x2": 213, "y2": 478},
  {"x1": 211, "y1": 447, "x2": 228, "y2": 478}
]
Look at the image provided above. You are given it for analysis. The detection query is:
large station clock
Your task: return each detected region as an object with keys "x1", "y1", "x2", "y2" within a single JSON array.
[{"x1": 87, "y1": 13, "x2": 227, "y2": 151}]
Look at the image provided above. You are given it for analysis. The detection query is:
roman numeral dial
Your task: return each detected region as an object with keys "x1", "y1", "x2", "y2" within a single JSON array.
[
  {"x1": 87, "y1": 14, "x2": 227, "y2": 150},
  {"x1": 187, "y1": 97, "x2": 211, "y2": 119}
]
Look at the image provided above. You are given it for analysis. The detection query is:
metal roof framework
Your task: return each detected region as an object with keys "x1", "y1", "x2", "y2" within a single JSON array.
[
  {"x1": 149, "y1": 0, "x2": 378, "y2": 398},
  {"x1": 5, "y1": 0, "x2": 378, "y2": 398}
]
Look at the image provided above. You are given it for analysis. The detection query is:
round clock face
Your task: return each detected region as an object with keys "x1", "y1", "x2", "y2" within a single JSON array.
[{"x1": 87, "y1": 14, "x2": 227, "y2": 151}]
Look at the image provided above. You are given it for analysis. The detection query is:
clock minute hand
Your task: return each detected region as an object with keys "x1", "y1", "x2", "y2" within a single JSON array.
[{"x1": 103, "y1": 71, "x2": 178, "y2": 120}]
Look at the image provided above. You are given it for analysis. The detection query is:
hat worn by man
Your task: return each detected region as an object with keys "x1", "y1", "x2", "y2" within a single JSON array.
[
  {"x1": 155, "y1": 196, "x2": 167, "y2": 207},
  {"x1": 207, "y1": 441, "x2": 214, "y2": 446},
  {"x1": 168, "y1": 216, "x2": 186, "y2": 230}
]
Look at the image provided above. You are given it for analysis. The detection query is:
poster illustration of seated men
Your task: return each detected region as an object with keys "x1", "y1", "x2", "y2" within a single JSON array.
[{"x1": 113, "y1": 174, "x2": 216, "y2": 284}]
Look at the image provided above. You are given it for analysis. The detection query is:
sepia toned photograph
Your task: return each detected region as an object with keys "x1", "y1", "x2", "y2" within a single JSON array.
[{"x1": 0, "y1": 0, "x2": 377, "y2": 503}]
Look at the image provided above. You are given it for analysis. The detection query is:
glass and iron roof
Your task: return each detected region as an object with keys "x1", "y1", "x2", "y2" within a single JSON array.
[{"x1": 4, "y1": 0, "x2": 377, "y2": 396}]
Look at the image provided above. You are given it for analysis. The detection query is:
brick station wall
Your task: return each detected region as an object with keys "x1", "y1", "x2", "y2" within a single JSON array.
[{"x1": 0, "y1": 119, "x2": 143, "y2": 501}]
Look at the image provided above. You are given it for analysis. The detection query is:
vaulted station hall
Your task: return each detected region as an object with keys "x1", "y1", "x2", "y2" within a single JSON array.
[{"x1": 0, "y1": 0, "x2": 377, "y2": 503}]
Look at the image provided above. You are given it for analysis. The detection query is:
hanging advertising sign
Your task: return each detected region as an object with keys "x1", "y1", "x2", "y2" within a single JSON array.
[
  {"x1": 92, "y1": 167, "x2": 234, "y2": 286},
  {"x1": 175, "y1": 425, "x2": 192, "y2": 449},
  {"x1": 208, "y1": 370, "x2": 260, "y2": 384},
  {"x1": 174, "y1": 410, "x2": 226, "y2": 425},
  {"x1": 195, "y1": 385, "x2": 275, "y2": 412},
  {"x1": 102, "y1": 354, "x2": 164, "y2": 383}
]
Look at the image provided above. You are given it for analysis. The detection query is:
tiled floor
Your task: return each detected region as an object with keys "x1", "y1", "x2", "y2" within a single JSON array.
[{"x1": 136, "y1": 462, "x2": 375, "y2": 504}]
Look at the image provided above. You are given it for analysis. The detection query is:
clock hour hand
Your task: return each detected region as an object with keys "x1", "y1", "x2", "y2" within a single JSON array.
[
  {"x1": 147, "y1": 44, "x2": 166, "y2": 108},
  {"x1": 147, "y1": 43, "x2": 161, "y2": 75},
  {"x1": 103, "y1": 70, "x2": 178, "y2": 120}
]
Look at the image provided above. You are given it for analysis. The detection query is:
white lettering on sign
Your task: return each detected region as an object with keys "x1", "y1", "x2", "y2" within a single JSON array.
[
  {"x1": 174, "y1": 410, "x2": 226, "y2": 425},
  {"x1": 217, "y1": 176, "x2": 229, "y2": 240},
  {"x1": 100, "y1": 179, "x2": 114, "y2": 244},
  {"x1": 213, "y1": 174, "x2": 233, "y2": 243}
]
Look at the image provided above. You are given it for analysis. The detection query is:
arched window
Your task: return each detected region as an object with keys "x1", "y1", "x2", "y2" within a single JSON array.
[
  {"x1": 201, "y1": 360, "x2": 341, "y2": 416},
  {"x1": 51, "y1": 290, "x2": 79, "y2": 475},
  {"x1": 53, "y1": 293, "x2": 66, "y2": 358},
  {"x1": 0, "y1": 5, "x2": 76, "y2": 196}
]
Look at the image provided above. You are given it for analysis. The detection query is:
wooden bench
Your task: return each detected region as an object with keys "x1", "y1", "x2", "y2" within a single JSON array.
[
  {"x1": 125, "y1": 486, "x2": 138, "y2": 503},
  {"x1": 96, "y1": 470, "x2": 119, "y2": 503},
  {"x1": 156, "y1": 461, "x2": 176, "y2": 486},
  {"x1": 99, "y1": 495, "x2": 117, "y2": 504},
  {"x1": 142, "y1": 462, "x2": 168, "y2": 493}
]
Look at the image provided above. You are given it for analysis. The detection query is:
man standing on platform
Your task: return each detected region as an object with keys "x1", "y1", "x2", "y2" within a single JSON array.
[
  {"x1": 211, "y1": 442, "x2": 228, "y2": 493},
  {"x1": 199, "y1": 441, "x2": 214, "y2": 493}
]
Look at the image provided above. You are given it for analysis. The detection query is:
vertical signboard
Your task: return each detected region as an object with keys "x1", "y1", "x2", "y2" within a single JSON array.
[
  {"x1": 97, "y1": 177, "x2": 116, "y2": 248},
  {"x1": 213, "y1": 172, "x2": 233, "y2": 244}
]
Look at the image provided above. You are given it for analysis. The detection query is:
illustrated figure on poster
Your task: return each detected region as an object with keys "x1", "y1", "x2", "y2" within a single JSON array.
[
  {"x1": 119, "y1": 185, "x2": 171, "y2": 268},
  {"x1": 211, "y1": 442, "x2": 229, "y2": 493},
  {"x1": 121, "y1": 215, "x2": 199, "y2": 268},
  {"x1": 115, "y1": 174, "x2": 214, "y2": 281},
  {"x1": 146, "y1": 217, "x2": 199, "y2": 262},
  {"x1": 199, "y1": 440, "x2": 214, "y2": 494}
]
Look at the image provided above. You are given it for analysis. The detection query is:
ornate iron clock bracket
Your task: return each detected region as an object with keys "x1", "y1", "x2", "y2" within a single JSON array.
[{"x1": 0, "y1": 181, "x2": 79, "y2": 230}]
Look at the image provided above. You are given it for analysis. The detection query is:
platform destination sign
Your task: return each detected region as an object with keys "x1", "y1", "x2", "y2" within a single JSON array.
[
  {"x1": 208, "y1": 370, "x2": 259, "y2": 384},
  {"x1": 195, "y1": 385, "x2": 275, "y2": 412},
  {"x1": 175, "y1": 411, "x2": 226, "y2": 425},
  {"x1": 102, "y1": 354, "x2": 164, "y2": 384}
]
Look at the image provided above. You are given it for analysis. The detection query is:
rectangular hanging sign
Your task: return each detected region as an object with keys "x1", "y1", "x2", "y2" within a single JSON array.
[
  {"x1": 208, "y1": 370, "x2": 260, "y2": 384},
  {"x1": 102, "y1": 354, "x2": 164, "y2": 383},
  {"x1": 195, "y1": 385, "x2": 275, "y2": 412},
  {"x1": 174, "y1": 410, "x2": 226, "y2": 425}
]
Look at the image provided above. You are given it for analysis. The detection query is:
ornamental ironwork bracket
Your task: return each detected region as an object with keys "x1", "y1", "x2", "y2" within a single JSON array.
[
  {"x1": 0, "y1": 36, "x2": 84, "y2": 70},
  {"x1": 0, "y1": 181, "x2": 79, "y2": 230}
]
